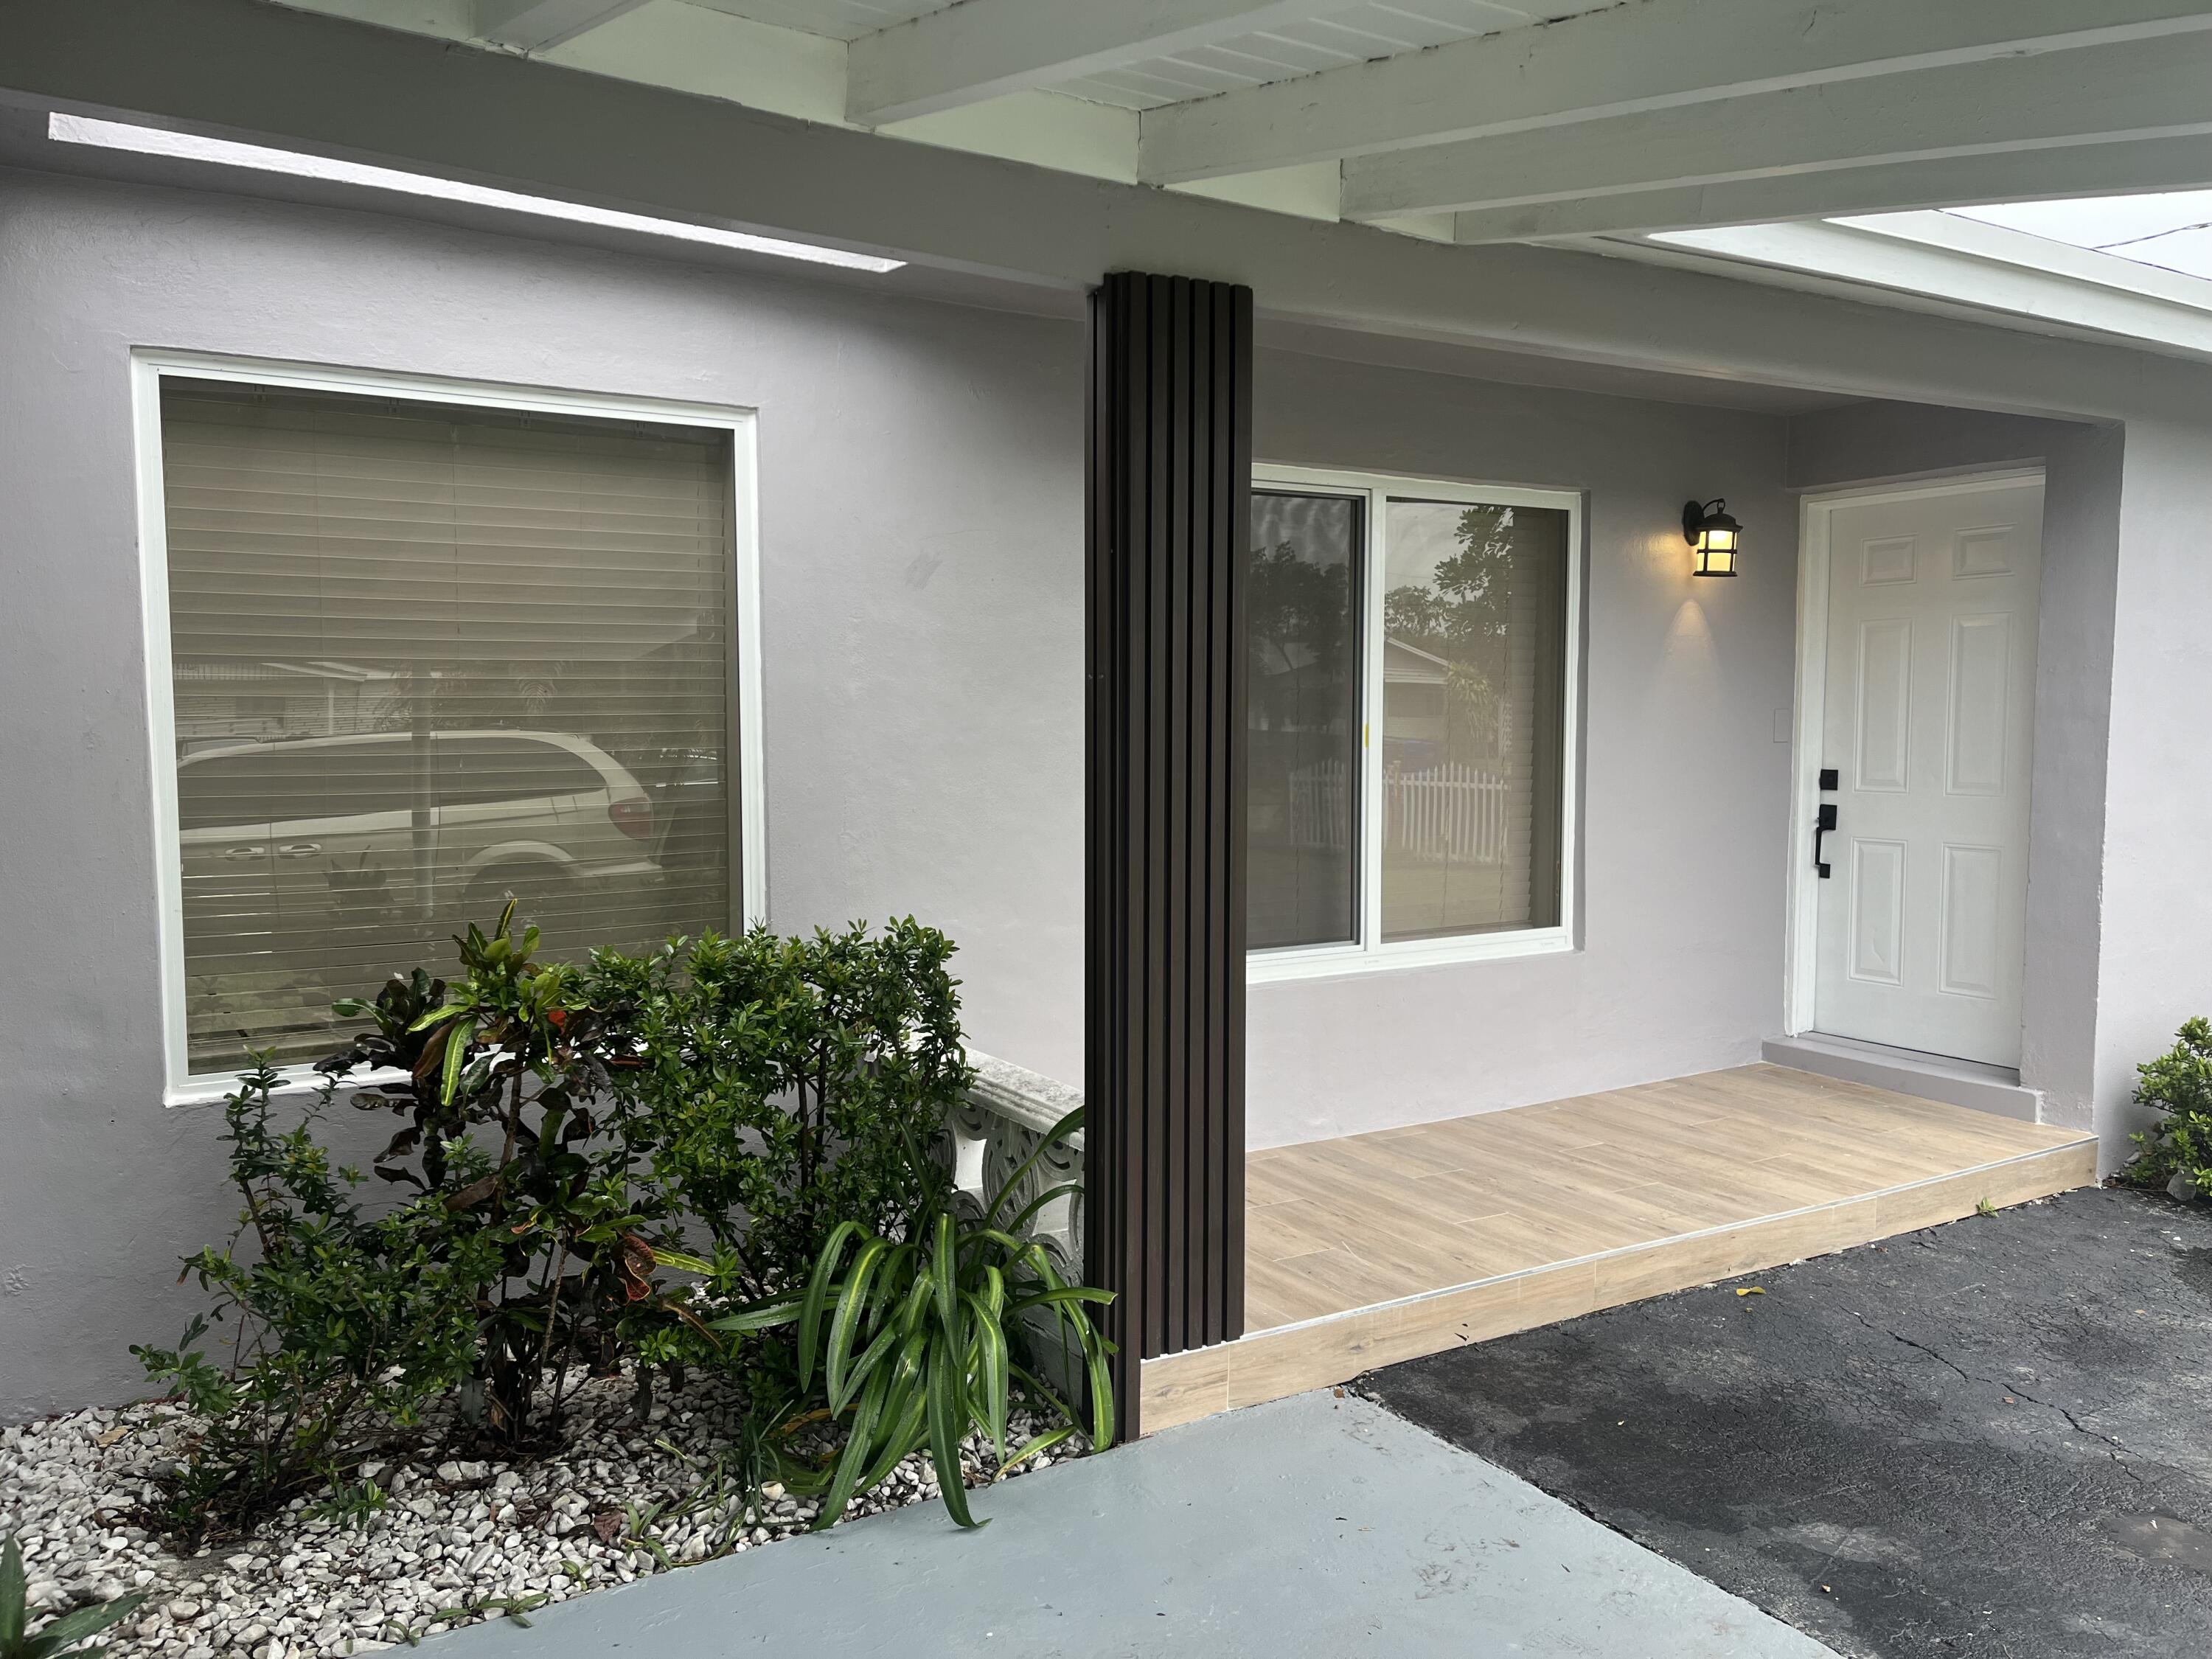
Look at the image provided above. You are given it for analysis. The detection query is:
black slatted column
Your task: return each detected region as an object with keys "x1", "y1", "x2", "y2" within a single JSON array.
[{"x1": 1085, "y1": 271, "x2": 1252, "y2": 1441}]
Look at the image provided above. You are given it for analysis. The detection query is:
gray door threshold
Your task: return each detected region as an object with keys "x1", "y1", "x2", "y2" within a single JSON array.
[{"x1": 1762, "y1": 1032, "x2": 2041, "y2": 1123}]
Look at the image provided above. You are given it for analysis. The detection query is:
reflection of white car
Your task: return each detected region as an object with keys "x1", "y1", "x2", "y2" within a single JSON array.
[{"x1": 177, "y1": 729, "x2": 663, "y2": 947}]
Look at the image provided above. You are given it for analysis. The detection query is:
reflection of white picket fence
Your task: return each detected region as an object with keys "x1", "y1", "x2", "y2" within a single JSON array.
[
  {"x1": 1391, "y1": 762, "x2": 1509, "y2": 865},
  {"x1": 1289, "y1": 759, "x2": 1508, "y2": 864},
  {"x1": 1289, "y1": 759, "x2": 1352, "y2": 851}
]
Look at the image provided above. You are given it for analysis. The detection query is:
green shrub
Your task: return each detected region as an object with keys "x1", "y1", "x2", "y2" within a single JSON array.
[
  {"x1": 143, "y1": 908, "x2": 1109, "y2": 1540},
  {"x1": 324, "y1": 904, "x2": 702, "y2": 1447},
  {"x1": 716, "y1": 1110, "x2": 1113, "y2": 1529},
  {"x1": 2124, "y1": 1016, "x2": 2212, "y2": 1197},
  {"x1": 591, "y1": 919, "x2": 973, "y2": 1303},
  {"x1": 131, "y1": 1057, "x2": 493, "y2": 1535}
]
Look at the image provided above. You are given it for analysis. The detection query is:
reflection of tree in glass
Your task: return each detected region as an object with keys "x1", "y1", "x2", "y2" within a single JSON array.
[
  {"x1": 1384, "y1": 505, "x2": 1520, "y2": 761},
  {"x1": 1248, "y1": 540, "x2": 1354, "y2": 740},
  {"x1": 1249, "y1": 540, "x2": 1352, "y2": 678}
]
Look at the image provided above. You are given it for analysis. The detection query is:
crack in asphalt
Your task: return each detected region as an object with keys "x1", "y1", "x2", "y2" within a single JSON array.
[{"x1": 1846, "y1": 1309, "x2": 2140, "y2": 1478}]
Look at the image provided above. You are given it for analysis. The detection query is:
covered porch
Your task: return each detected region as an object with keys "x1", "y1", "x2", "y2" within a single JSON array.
[
  {"x1": 7, "y1": 0, "x2": 2211, "y2": 1459},
  {"x1": 1143, "y1": 1063, "x2": 2095, "y2": 1430}
]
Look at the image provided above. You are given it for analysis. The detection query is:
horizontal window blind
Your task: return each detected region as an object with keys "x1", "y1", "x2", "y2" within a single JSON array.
[{"x1": 161, "y1": 380, "x2": 735, "y2": 1075}]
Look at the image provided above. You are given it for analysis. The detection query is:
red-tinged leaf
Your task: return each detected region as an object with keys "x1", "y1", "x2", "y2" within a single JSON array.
[
  {"x1": 411, "y1": 1022, "x2": 451, "y2": 1088},
  {"x1": 614, "y1": 1232, "x2": 657, "y2": 1301}
]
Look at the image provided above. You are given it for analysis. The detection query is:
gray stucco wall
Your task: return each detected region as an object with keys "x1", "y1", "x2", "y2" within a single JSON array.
[
  {"x1": 0, "y1": 167, "x2": 1820, "y2": 1412},
  {"x1": 29, "y1": 158, "x2": 2163, "y2": 1415},
  {"x1": 1247, "y1": 349, "x2": 1799, "y2": 1147},
  {"x1": 0, "y1": 167, "x2": 1088, "y2": 1417},
  {"x1": 2099, "y1": 417, "x2": 2212, "y2": 1169},
  {"x1": 1784, "y1": 402, "x2": 2126, "y2": 1155}
]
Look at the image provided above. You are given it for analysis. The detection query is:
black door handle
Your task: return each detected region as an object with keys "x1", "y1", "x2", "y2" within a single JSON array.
[{"x1": 1814, "y1": 803, "x2": 1837, "y2": 879}]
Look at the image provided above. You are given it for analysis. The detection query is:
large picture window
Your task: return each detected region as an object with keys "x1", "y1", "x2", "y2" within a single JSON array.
[
  {"x1": 141, "y1": 361, "x2": 761, "y2": 1091},
  {"x1": 1248, "y1": 467, "x2": 1579, "y2": 978}
]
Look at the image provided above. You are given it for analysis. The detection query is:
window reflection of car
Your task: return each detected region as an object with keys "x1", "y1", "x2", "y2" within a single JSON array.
[{"x1": 175, "y1": 729, "x2": 663, "y2": 951}]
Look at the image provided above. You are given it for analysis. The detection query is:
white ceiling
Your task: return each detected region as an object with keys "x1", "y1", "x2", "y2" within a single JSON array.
[
  {"x1": 270, "y1": 1, "x2": 2212, "y2": 237},
  {"x1": 164, "y1": 0, "x2": 2212, "y2": 361},
  {"x1": 685, "y1": 1, "x2": 1597, "y2": 108},
  {"x1": 683, "y1": 0, "x2": 943, "y2": 36}
]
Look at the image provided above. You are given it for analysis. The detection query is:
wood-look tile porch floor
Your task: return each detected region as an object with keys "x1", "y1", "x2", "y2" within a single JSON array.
[{"x1": 1141, "y1": 1062, "x2": 2097, "y2": 1433}]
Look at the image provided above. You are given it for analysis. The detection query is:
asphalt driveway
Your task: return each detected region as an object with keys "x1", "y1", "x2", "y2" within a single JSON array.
[{"x1": 1361, "y1": 1186, "x2": 2212, "y2": 1658}]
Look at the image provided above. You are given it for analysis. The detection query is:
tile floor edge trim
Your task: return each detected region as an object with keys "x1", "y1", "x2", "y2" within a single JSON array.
[{"x1": 1228, "y1": 1133, "x2": 2096, "y2": 1345}]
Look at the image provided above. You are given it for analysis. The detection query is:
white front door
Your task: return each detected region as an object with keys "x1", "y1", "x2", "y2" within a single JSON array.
[{"x1": 1812, "y1": 478, "x2": 2043, "y2": 1068}]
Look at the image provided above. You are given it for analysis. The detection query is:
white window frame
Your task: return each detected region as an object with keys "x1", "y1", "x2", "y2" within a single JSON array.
[
  {"x1": 132, "y1": 349, "x2": 768, "y2": 1105},
  {"x1": 1247, "y1": 462, "x2": 1582, "y2": 984}
]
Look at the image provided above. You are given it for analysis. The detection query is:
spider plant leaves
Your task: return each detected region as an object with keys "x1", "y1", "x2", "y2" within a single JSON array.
[
  {"x1": 818, "y1": 1362, "x2": 891, "y2": 1528},
  {"x1": 925, "y1": 1342, "x2": 979, "y2": 1530},
  {"x1": 984, "y1": 1107, "x2": 1084, "y2": 1228},
  {"x1": 996, "y1": 1180, "x2": 1084, "y2": 1241},
  {"x1": 796, "y1": 1222, "x2": 863, "y2": 1392},
  {"x1": 15, "y1": 1594, "x2": 148, "y2": 1659},
  {"x1": 750, "y1": 1127, "x2": 1115, "y2": 1532},
  {"x1": 1006, "y1": 1285, "x2": 1114, "y2": 1315},
  {"x1": 930, "y1": 1211, "x2": 959, "y2": 1340},
  {"x1": 704, "y1": 1296, "x2": 803, "y2": 1335},
  {"x1": 967, "y1": 1290, "x2": 1009, "y2": 1461},
  {"x1": 824, "y1": 1237, "x2": 891, "y2": 1412},
  {"x1": 1, "y1": 1537, "x2": 147, "y2": 1659},
  {"x1": 994, "y1": 1422, "x2": 1077, "y2": 1481},
  {"x1": 1, "y1": 1536, "x2": 23, "y2": 1652}
]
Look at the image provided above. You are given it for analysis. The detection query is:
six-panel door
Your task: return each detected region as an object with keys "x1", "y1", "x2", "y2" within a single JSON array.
[{"x1": 1813, "y1": 481, "x2": 2044, "y2": 1068}]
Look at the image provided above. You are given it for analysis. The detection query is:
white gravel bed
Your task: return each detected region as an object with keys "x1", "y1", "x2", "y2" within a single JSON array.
[{"x1": 1, "y1": 1374, "x2": 1082, "y2": 1658}]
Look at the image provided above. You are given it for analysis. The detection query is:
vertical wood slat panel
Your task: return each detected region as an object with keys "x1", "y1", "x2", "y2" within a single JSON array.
[{"x1": 1086, "y1": 272, "x2": 1252, "y2": 1441}]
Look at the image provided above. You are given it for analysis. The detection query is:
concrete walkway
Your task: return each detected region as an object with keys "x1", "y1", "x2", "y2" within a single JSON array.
[{"x1": 433, "y1": 1391, "x2": 1835, "y2": 1658}]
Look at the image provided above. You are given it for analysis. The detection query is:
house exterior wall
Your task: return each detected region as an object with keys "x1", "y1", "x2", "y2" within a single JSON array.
[
  {"x1": 2099, "y1": 417, "x2": 2212, "y2": 1169},
  {"x1": 1246, "y1": 349, "x2": 1798, "y2": 1147},
  {"x1": 18, "y1": 159, "x2": 2162, "y2": 1413},
  {"x1": 0, "y1": 168, "x2": 1089, "y2": 1417},
  {"x1": 1784, "y1": 402, "x2": 2127, "y2": 1158},
  {"x1": 0, "y1": 168, "x2": 1818, "y2": 1412}
]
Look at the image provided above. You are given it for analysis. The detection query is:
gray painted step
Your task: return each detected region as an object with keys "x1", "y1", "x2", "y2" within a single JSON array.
[
  {"x1": 430, "y1": 1391, "x2": 1838, "y2": 1659},
  {"x1": 1764, "y1": 1031, "x2": 2042, "y2": 1122}
]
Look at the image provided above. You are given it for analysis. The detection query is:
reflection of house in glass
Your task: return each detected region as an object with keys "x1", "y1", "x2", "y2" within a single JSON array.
[
  {"x1": 173, "y1": 658, "x2": 400, "y2": 748},
  {"x1": 1380, "y1": 634, "x2": 1448, "y2": 770}
]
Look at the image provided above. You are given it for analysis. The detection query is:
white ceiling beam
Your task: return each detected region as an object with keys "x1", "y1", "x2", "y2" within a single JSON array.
[
  {"x1": 1449, "y1": 134, "x2": 2212, "y2": 245},
  {"x1": 1141, "y1": 0, "x2": 2212, "y2": 185},
  {"x1": 1341, "y1": 31, "x2": 2212, "y2": 221},
  {"x1": 476, "y1": 0, "x2": 650, "y2": 53},
  {"x1": 846, "y1": 0, "x2": 1340, "y2": 126},
  {"x1": 1633, "y1": 220, "x2": 2212, "y2": 360},
  {"x1": 22, "y1": 0, "x2": 2212, "y2": 426}
]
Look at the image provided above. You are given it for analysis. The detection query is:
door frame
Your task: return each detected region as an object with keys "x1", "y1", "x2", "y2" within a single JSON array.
[{"x1": 1782, "y1": 467, "x2": 2046, "y2": 1040}]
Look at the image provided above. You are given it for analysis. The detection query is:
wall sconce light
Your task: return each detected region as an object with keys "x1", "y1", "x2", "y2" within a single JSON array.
[{"x1": 1683, "y1": 498, "x2": 1742, "y2": 577}]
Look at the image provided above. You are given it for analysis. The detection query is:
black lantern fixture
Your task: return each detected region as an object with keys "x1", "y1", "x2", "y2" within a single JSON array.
[{"x1": 1683, "y1": 498, "x2": 1742, "y2": 577}]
